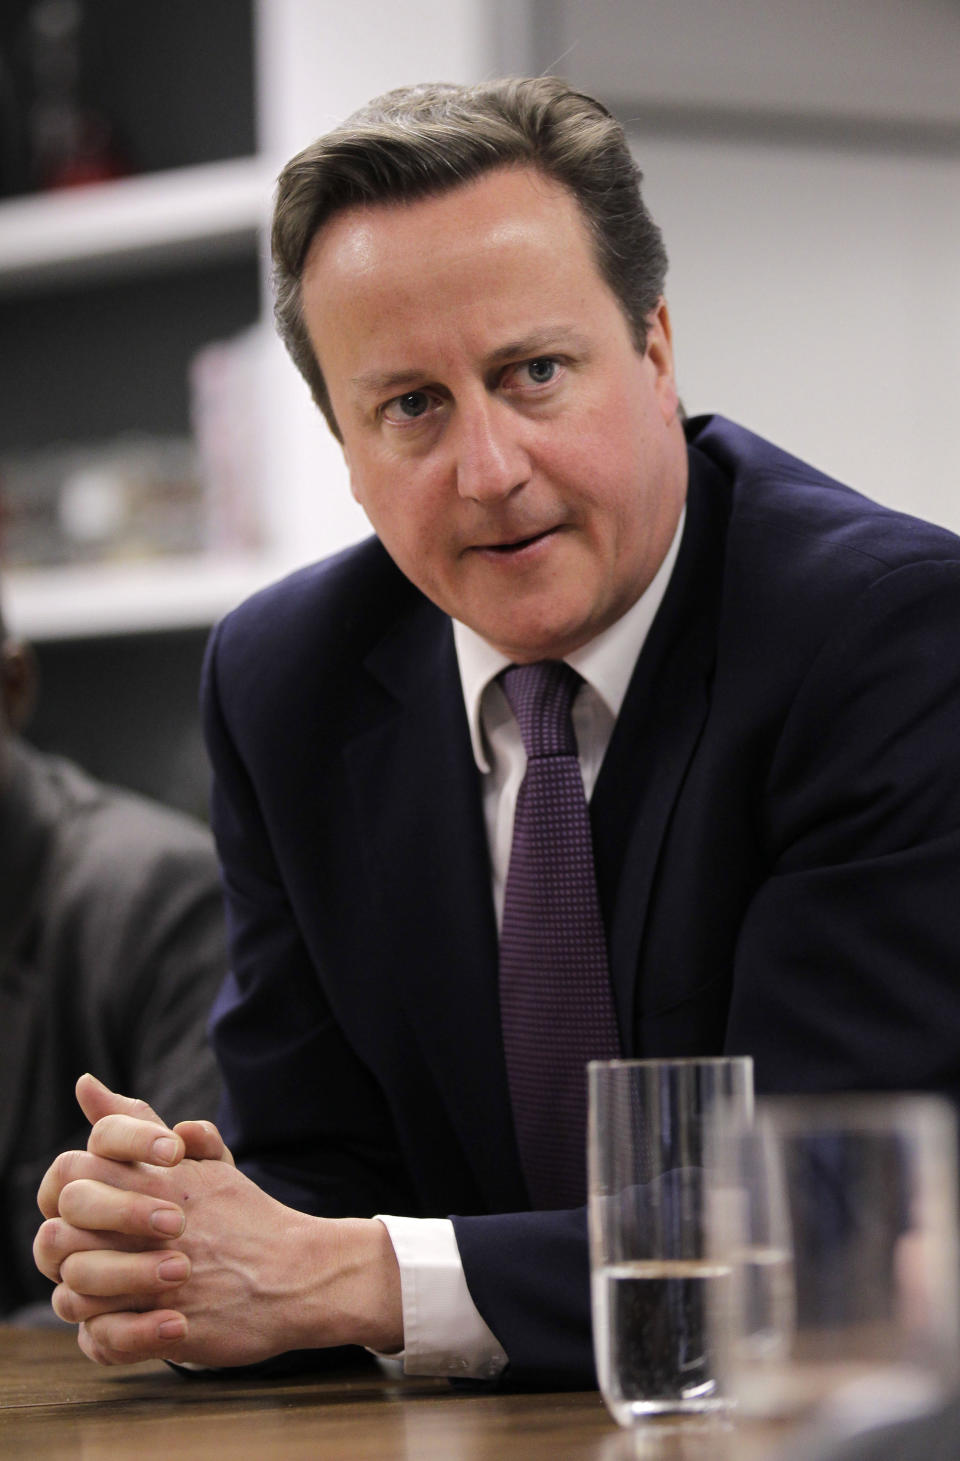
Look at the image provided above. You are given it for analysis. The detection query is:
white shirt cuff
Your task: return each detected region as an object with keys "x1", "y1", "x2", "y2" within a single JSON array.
[{"x1": 372, "y1": 1214, "x2": 508, "y2": 1380}]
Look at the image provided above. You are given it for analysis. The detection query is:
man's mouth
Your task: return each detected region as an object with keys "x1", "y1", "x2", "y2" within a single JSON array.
[{"x1": 479, "y1": 526, "x2": 557, "y2": 554}]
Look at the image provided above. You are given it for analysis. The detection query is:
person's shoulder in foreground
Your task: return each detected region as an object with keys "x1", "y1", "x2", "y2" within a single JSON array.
[
  {"x1": 1, "y1": 628, "x2": 225, "y2": 1316},
  {"x1": 4, "y1": 734, "x2": 226, "y2": 1059}
]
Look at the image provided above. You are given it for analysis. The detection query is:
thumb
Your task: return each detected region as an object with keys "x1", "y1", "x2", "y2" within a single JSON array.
[{"x1": 76, "y1": 1072, "x2": 167, "y2": 1130}]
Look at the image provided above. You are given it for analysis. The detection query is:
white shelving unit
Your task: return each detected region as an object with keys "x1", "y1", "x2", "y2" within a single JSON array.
[
  {"x1": 0, "y1": 157, "x2": 272, "y2": 293},
  {"x1": 6, "y1": 553, "x2": 300, "y2": 641}
]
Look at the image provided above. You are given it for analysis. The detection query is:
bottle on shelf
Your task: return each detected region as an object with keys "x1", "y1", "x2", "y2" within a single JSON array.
[{"x1": 26, "y1": 0, "x2": 130, "y2": 192}]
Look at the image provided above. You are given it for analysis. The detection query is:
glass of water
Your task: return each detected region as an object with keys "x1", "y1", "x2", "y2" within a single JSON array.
[
  {"x1": 587, "y1": 1056, "x2": 754, "y2": 1426},
  {"x1": 710, "y1": 1094, "x2": 960, "y2": 1429}
]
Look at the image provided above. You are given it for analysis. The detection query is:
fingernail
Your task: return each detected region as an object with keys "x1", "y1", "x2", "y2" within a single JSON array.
[
  {"x1": 157, "y1": 1255, "x2": 189, "y2": 1283},
  {"x1": 151, "y1": 1137, "x2": 180, "y2": 1165},
  {"x1": 151, "y1": 1208, "x2": 185, "y2": 1237},
  {"x1": 157, "y1": 1317, "x2": 186, "y2": 1341}
]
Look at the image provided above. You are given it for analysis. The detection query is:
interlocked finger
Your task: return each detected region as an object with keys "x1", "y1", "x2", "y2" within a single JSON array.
[
  {"x1": 38, "y1": 1148, "x2": 182, "y2": 1219},
  {"x1": 33, "y1": 1217, "x2": 167, "y2": 1283},
  {"x1": 53, "y1": 1284, "x2": 163, "y2": 1325},
  {"x1": 59, "y1": 1244, "x2": 190, "y2": 1300},
  {"x1": 78, "y1": 1311, "x2": 188, "y2": 1366},
  {"x1": 87, "y1": 1114, "x2": 185, "y2": 1167},
  {"x1": 57, "y1": 1178, "x2": 185, "y2": 1241},
  {"x1": 75, "y1": 1073, "x2": 167, "y2": 1130}
]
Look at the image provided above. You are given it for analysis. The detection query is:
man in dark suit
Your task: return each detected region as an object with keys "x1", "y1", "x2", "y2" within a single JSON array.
[{"x1": 33, "y1": 78, "x2": 960, "y2": 1388}]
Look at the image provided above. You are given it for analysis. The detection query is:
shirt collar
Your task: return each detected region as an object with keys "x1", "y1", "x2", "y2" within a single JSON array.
[{"x1": 453, "y1": 506, "x2": 686, "y2": 773}]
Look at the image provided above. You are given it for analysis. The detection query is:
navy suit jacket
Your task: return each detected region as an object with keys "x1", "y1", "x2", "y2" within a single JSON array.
[{"x1": 203, "y1": 415, "x2": 960, "y2": 1386}]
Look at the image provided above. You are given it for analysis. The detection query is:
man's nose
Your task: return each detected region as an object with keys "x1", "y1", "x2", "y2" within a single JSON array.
[{"x1": 453, "y1": 401, "x2": 530, "y2": 503}]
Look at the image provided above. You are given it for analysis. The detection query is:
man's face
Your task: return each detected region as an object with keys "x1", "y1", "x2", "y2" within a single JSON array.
[{"x1": 301, "y1": 165, "x2": 687, "y2": 661}]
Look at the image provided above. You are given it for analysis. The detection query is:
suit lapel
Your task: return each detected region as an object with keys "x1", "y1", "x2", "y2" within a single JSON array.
[
  {"x1": 592, "y1": 452, "x2": 730, "y2": 1047},
  {"x1": 343, "y1": 601, "x2": 528, "y2": 1210}
]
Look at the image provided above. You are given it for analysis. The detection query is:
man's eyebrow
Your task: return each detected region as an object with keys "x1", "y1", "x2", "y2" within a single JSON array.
[
  {"x1": 350, "y1": 368, "x2": 428, "y2": 396},
  {"x1": 486, "y1": 326, "x2": 586, "y2": 365},
  {"x1": 349, "y1": 327, "x2": 588, "y2": 397}
]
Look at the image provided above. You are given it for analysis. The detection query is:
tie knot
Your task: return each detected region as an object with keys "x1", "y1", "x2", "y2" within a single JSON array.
[{"x1": 500, "y1": 660, "x2": 580, "y2": 759}]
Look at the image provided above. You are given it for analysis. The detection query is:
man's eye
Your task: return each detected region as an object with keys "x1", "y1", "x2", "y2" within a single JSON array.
[
  {"x1": 525, "y1": 358, "x2": 557, "y2": 385},
  {"x1": 383, "y1": 391, "x2": 432, "y2": 423}
]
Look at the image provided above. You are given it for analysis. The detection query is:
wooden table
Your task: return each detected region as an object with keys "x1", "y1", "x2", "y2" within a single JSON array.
[{"x1": 0, "y1": 1325, "x2": 799, "y2": 1460}]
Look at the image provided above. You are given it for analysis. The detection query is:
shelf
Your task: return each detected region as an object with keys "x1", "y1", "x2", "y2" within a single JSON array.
[
  {"x1": 0, "y1": 157, "x2": 273, "y2": 294},
  {"x1": 5, "y1": 552, "x2": 301, "y2": 641}
]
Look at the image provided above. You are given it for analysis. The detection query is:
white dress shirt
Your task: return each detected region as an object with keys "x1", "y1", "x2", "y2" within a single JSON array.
[{"x1": 376, "y1": 511, "x2": 685, "y2": 1377}]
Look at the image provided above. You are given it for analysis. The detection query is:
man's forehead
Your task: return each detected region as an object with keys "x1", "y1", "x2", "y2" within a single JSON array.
[
  {"x1": 303, "y1": 165, "x2": 586, "y2": 284},
  {"x1": 298, "y1": 163, "x2": 638, "y2": 410}
]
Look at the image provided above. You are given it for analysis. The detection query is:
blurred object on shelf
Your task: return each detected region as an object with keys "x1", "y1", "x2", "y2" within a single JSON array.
[
  {"x1": 0, "y1": 391, "x2": 266, "y2": 571},
  {"x1": 26, "y1": 0, "x2": 130, "y2": 190},
  {"x1": 189, "y1": 325, "x2": 268, "y2": 556},
  {"x1": 1, "y1": 0, "x2": 254, "y2": 202},
  {"x1": 0, "y1": 435, "x2": 207, "y2": 566}
]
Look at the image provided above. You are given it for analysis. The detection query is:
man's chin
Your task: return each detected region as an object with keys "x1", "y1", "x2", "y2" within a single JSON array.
[{"x1": 464, "y1": 612, "x2": 597, "y2": 663}]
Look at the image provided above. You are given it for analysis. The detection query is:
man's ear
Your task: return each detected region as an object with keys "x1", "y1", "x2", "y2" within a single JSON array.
[
  {"x1": 342, "y1": 446, "x2": 363, "y2": 507},
  {"x1": 645, "y1": 298, "x2": 681, "y2": 425},
  {"x1": 1, "y1": 639, "x2": 38, "y2": 731}
]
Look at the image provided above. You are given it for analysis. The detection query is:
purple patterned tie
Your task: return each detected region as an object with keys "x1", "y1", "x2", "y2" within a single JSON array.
[{"x1": 498, "y1": 660, "x2": 621, "y2": 1209}]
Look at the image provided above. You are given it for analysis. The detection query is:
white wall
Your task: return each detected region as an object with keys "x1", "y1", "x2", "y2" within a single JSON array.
[
  {"x1": 638, "y1": 133, "x2": 960, "y2": 529},
  {"x1": 534, "y1": 0, "x2": 960, "y2": 124}
]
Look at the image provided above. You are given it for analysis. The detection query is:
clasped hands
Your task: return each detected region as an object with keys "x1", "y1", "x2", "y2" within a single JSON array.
[{"x1": 33, "y1": 1074, "x2": 403, "y2": 1367}]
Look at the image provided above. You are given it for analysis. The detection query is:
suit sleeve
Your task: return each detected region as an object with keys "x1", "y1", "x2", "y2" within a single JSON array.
[
  {"x1": 725, "y1": 560, "x2": 960, "y2": 1094},
  {"x1": 450, "y1": 1206, "x2": 594, "y2": 1387},
  {"x1": 201, "y1": 620, "x2": 420, "y2": 1222}
]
